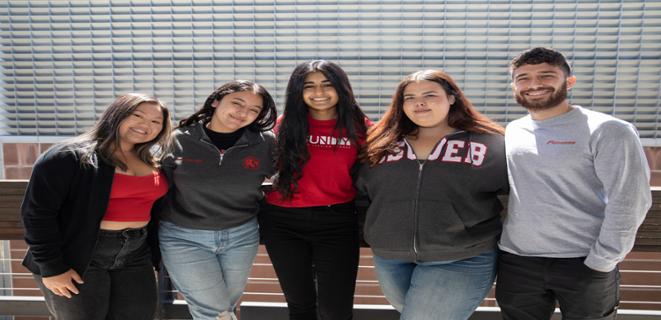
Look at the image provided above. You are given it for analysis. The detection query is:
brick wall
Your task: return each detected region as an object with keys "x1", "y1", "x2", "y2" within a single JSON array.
[
  {"x1": 645, "y1": 147, "x2": 661, "y2": 186},
  {"x1": 2, "y1": 143, "x2": 53, "y2": 180}
]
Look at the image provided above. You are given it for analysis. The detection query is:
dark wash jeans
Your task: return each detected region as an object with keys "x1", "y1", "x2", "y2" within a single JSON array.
[
  {"x1": 496, "y1": 251, "x2": 620, "y2": 320},
  {"x1": 34, "y1": 227, "x2": 157, "y2": 320},
  {"x1": 259, "y1": 202, "x2": 360, "y2": 320}
]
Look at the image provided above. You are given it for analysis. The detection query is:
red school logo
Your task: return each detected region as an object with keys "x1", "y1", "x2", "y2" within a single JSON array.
[{"x1": 243, "y1": 156, "x2": 260, "y2": 170}]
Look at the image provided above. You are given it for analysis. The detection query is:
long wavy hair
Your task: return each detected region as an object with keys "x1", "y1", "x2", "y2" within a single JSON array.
[
  {"x1": 274, "y1": 60, "x2": 368, "y2": 199},
  {"x1": 178, "y1": 80, "x2": 277, "y2": 131},
  {"x1": 365, "y1": 69, "x2": 504, "y2": 166},
  {"x1": 71, "y1": 93, "x2": 172, "y2": 169}
]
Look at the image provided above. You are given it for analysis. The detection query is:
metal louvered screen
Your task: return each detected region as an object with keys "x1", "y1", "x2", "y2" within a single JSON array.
[{"x1": 1, "y1": 1, "x2": 660, "y2": 145}]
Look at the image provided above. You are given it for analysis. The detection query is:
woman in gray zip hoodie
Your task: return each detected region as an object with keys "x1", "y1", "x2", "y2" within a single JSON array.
[
  {"x1": 157, "y1": 81, "x2": 277, "y2": 320},
  {"x1": 356, "y1": 70, "x2": 508, "y2": 320}
]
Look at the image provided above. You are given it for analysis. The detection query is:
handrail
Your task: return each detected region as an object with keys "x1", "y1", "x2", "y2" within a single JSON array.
[{"x1": 1, "y1": 181, "x2": 660, "y2": 250}]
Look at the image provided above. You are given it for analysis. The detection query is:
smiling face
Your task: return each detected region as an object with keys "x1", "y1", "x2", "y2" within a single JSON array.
[
  {"x1": 302, "y1": 71, "x2": 339, "y2": 120},
  {"x1": 117, "y1": 102, "x2": 164, "y2": 152},
  {"x1": 402, "y1": 80, "x2": 456, "y2": 130},
  {"x1": 208, "y1": 91, "x2": 263, "y2": 133},
  {"x1": 512, "y1": 62, "x2": 575, "y2": 111}
]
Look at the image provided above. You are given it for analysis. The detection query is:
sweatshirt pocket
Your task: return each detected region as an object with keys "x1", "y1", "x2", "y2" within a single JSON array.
[
  {"x1": 417, "y1": 200, "x2": 472, "y2": 249},
  {"x1": 364, "y1": 200, "x2": 415, "y2": 252}
]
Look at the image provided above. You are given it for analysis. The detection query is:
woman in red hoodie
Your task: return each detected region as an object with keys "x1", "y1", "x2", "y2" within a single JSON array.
[{"x1": 260, "y1": 60, "x2": 370, "y2": 320}]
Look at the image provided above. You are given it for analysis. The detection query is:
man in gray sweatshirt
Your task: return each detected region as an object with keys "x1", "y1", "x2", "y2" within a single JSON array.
[{"x1": 496, "y1": 47, "x2": 652, "y2": 320}]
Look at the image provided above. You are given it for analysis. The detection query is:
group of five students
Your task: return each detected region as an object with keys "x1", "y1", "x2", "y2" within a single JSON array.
[{"x1": 20, "y1": 47, "x2": 651, "y2": 320}]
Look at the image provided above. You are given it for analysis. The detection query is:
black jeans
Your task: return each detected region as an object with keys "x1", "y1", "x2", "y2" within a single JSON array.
[
  {"x1": 260, "y1": 202, "x2": 360, "y2": 320},
  {"x1": 495, "y1": 251, "x2": 620, "y2": 320},
  {"x1": 34, "y1": 227, "x2": 157, "y2": 320}
]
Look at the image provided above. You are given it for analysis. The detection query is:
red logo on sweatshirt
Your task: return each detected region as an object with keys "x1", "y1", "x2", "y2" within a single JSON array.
[
  {"x1": 547, "y1": 140, "x2": 576, "y2": 145},
  {"x1": 243, "y1": 156, "x2": 260, "y2": 170}
]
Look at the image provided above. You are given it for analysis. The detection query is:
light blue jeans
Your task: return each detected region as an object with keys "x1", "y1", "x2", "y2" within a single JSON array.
[
  {"x1": 159, "y1": 218, "x2": 259, "y2": 320},
  {"x1": 373, "y1": 250, "x2": 497, "y2": 320}
]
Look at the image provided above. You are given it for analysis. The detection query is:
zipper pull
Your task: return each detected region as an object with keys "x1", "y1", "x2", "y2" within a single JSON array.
[
  {"x1": 417, "y1": 159, "x2": 425, "y2": 171},
  {"x1": 219, "y1": 149, "x2": 225, "y2": 165}
]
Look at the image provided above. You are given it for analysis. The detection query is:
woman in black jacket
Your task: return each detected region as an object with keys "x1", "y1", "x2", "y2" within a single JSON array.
[{"x1": 21, "y1": 93, "x2": 172, "y2": 320}]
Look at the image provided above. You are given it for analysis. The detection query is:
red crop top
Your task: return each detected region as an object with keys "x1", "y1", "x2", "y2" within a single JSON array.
[{"x1": 103, "y1": 171, "x2": 168, "y2": 222}]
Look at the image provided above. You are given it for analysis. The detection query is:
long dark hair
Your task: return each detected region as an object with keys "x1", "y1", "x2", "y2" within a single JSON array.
[
  {"x1": 366, "y1": 69, "x2": 503, "y2": 166},
  {"x1": 274, "y1": 60, "x2": 368, "y2": 199},
  {"x1": 71, "y1": 93, "x2": 172, "y2": 169},
  {"x1": 178, "y1": 80, "x2": 277, "y2": 131}
]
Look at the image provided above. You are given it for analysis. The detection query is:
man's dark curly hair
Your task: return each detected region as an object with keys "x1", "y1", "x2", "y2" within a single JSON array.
[{"x1": 510, "y1": 47, "x2": 572, "y2": 77}]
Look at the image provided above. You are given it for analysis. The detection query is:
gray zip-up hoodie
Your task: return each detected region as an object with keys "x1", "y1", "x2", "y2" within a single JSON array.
[
  {"x1": 356, "y1": 131, "x2": 508, "y2": 262},
  {"x1": 159, "y1": 122, "x2": 275, "y2": 230}
]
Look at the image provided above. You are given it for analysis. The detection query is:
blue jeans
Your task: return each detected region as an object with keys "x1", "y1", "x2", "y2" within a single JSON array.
[
  {"x1": 35, "y1": 227, "x2": 157, "y2": 320},
  {"x1": 373, "y1": 250, "x2": 497, "y2": 320},
  {"x1": 159, "y1": 218, "x2": 259, "y2": 320}
]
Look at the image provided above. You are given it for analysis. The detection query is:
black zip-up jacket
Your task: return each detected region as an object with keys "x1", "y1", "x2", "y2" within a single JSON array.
[
  {"x1": 356, "y1": 131, "x2": 508, "y2": 262},
  {"x1": 159, "y1": 122, "x2": 275, "y2": 230},
  {"x1": 21, "y1": 143, "x2": 163, "y2": 277}
]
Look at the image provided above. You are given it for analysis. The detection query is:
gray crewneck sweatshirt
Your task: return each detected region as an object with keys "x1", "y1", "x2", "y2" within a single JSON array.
[{"x1": 499, "y1": 106, "x2": 651, "y2": 272}]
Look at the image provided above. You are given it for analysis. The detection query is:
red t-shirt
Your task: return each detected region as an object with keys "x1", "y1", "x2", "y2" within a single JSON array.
[
  {"x1": 266, "y1": 116, "x2": 366, "y2": 207},
  {"x1": 103, "y1": 171, "x2": 168, "y2": 222}
]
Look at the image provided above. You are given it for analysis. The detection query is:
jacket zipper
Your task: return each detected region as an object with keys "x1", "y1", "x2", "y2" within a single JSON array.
[
  {"x1": 407, "y1": 131, "x2": 465, "y2": 261},
  {"x1": 199, "y1": 138, "x2": 248, "y2": 166},
  {"x1": 221, "y1": 143, "x2": 249, "y2": 165},
  {"x1": 412, "y1": 161, "x2": 425, "y2": 260}
]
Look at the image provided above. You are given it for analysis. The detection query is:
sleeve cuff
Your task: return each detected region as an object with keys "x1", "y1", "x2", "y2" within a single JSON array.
[
  {"x1": 584, "y1": 254, "x2": 617, "y2": 273},
  {"x1": 37, "y1": 259, "x2": 70, "y2": 277}
]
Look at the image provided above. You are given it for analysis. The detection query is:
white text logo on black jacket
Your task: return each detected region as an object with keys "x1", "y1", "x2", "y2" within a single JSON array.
[{"x1": 380, "y1": 138, "x2": 487, "y2": 166}]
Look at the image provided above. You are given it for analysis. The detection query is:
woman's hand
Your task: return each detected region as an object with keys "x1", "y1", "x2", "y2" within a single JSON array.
[{"x1": 42, "y1": 269, "x2": 84, "y2": 298}]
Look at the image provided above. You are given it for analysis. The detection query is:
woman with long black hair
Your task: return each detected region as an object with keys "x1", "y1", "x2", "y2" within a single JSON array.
[{"x1": 260, "y1": 60, "x2": 370, "y2": 320}]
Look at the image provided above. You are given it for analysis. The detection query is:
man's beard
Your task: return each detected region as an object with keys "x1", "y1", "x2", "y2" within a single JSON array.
[{"x1": 515, "y1": 82, "x2": 568, "y2": 111}]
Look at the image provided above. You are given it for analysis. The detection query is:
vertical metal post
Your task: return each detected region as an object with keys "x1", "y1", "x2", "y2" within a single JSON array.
[
  {"x1": 0, "y1": 143, "x2": 5, "y2": 179},
  {"x1": 0, "y1": 240, "x2": 13, "y2": 320}
]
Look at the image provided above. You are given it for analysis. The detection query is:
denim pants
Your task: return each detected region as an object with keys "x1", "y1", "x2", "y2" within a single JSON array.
[
  {"x1": 34, "y1": 227, "x2": 157, "y2": 320},
  {"x1": 373, "y1": 250, "x2": 497, "y2": 320},
  {"x1": 495, "y1": 251, "x2": 620, "y2": 320},
  {"x1": 259, "y1": 202, "x2": 360, "y2": 320},
  {"x1": 159, "y1": 218, "x2": 259, "y2": 320}
]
